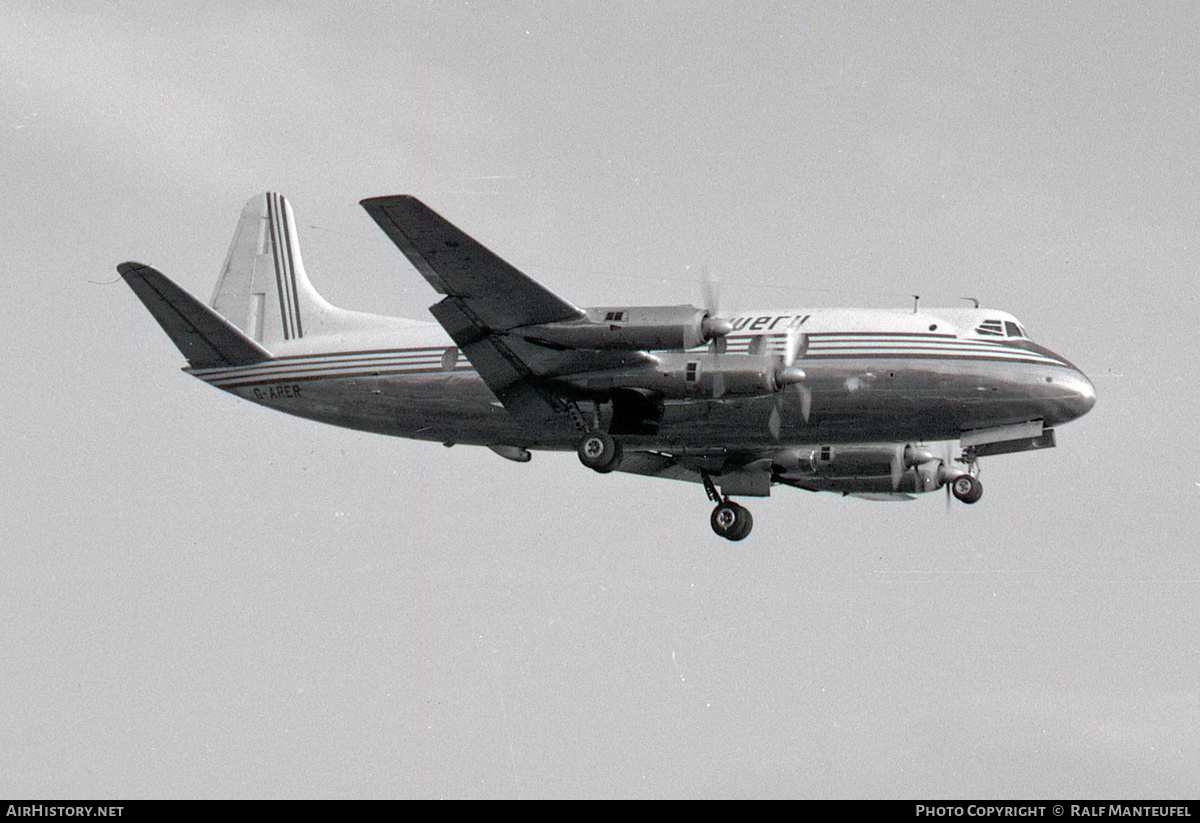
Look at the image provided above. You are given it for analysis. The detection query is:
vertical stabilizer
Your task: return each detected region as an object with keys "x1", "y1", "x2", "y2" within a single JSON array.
[{"x1": 210, "y1": 192, "x2": 337, "y2": 347}]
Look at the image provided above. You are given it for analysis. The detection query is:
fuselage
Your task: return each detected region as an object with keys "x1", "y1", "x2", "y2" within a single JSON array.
[{"x1": 186, "y1": 304, "x2": 1095, "y2": 451}]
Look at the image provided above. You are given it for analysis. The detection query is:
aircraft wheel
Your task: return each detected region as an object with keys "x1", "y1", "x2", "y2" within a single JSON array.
[
  {"x1": 577, "y1": 431, "x2": 622, "y2": 473},
  {"x1": 711, "y1": 500, "x2": 753, "y2": 541},
  {"x1": 951, "y1": 474, "x2": 983, "y2": 504}
]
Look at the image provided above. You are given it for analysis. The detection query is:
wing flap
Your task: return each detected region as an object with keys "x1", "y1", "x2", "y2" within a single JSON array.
[
  {"x1": 616, "y1": 451, "x2": 702, "y2": 483},
  {"x1": 428, "y1": 297, "x2": 574, "y2": 432}
]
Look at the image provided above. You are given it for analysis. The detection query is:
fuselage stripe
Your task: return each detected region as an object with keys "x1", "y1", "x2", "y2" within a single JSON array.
[
  {"x1": 198, "y1": 365, "x2": 475, "y2": 387},
  {"x1": 187, "y1": 339, "x2": 1073, "y2": 390},
  {"x1": 268, "y1": 192, "x2": 303, "y2": 341},
  {"x1": 716, "y1": 342, "x2": 1067, "y2": 365},
  {"x1": 267, "y1": 193, "x2": 292, "y2": 340},
  {"x1": 278, "y1": 192, "x2": 302, "y2": 339}
]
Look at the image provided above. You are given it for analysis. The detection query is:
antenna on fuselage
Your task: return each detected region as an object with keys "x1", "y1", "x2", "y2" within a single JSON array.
[
  {"x1": 912, "y1": 295, "x2": 920, "y2": 314},
  {"x1": 960, "y1": 297, "x2": 980, "y2": 308}
]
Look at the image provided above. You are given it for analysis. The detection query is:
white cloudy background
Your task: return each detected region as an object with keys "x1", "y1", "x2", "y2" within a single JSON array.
[{"x1": 2, "y1": 1, "x2": 1197, "y2": 798}]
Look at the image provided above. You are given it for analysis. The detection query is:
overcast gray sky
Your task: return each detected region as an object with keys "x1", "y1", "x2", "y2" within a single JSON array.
[{"x1": 2, "y1": 0, "x2": 1198, "y2": 798}]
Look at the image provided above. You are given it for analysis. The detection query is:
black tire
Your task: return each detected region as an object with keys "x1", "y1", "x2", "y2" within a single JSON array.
[
  {"x1": 577, "y1": 431, "x2": 622, "y2": 473},
  {"x1": 711, "y1": 501, "x2": 753, "y2": 541},
  {"x1": 951, "y1": 474, "x2": 983, "y2": 504},
  {"x1": 731, "y1": 506, "x2": 753, "y2": 540}
]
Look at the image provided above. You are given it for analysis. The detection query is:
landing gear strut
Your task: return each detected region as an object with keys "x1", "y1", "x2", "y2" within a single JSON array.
[{"x1": 702, "y1": 471, "x2": 753, "y2": 541}]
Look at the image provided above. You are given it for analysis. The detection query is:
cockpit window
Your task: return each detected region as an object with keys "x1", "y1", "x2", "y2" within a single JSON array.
[
  {"x1": 1005, "y1": 321, "x2": 1023, "y2": 338},
  {"x1": 976, "y1": 319, "x2": 1005, "y2": 336}
]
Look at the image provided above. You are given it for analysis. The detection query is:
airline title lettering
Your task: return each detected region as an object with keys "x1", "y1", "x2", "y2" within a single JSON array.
[
  {"x1": 252, "y1": 384, "x2": 303, "y2": 400},
  {"x1": 728, "y1": 314, "x2": 810, "y2": 332}
]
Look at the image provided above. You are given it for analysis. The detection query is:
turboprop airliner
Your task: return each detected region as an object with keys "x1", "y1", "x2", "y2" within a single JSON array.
[{"x1": 119, "y1": 193, "x2": 1095, "y2": 540}]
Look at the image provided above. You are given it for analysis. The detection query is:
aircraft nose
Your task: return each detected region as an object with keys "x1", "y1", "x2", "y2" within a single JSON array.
[{"x1": 1064, "y1": 369, "x2": 1096, "y2": 419}]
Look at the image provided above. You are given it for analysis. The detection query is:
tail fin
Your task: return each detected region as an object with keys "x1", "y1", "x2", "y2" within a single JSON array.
[
  {"x1": 119, "y1": 262, "x2": 271, "y2": 368},
  {"x1": 209, "y1": 192, "x2": 339, "y2": 347}
]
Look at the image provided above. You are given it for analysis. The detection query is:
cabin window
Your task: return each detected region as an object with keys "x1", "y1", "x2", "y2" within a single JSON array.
[{"x1": 685, "y1": 362, "x2": 698, "y2": 382}]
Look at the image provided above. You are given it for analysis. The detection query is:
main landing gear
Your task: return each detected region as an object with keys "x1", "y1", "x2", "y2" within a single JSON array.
[
  {"x1": 950, "y1": 473, "x2": 983, "y2": 504},
  {"x1": 702, "y1": 471, "x2": 753, "y2": 541},
  {"x1": 577, "y1": 430, "x2": 623, "y2": 473},
  {"x1": 944, "y1": 447, "x2": 983, "y2": 504},
  {"x1": 710, "y1": 498, "x2": 753, "y2": 541},
  {"x1": 576, "y1": 431, "x2": 754, "y2": 541}
]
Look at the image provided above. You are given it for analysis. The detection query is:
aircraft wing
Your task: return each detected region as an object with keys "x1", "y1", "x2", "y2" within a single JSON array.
[
  {"x1": 360, "y1": 195, "x2": 583, "y2": 331},
  {"x1": 614, "y1": 450, "x2": 767, "y2": 492},
  {"x1": 361, "y1": 196, "x2": 644, "y2": 433},
  {"x1": 615, "y1": 451, "x2": 704, "y2": 483}
]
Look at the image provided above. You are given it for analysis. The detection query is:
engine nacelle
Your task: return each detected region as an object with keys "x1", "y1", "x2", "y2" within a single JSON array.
[
  {"x1": 551, "y1": 349, "x2": 804, "y2": 400},
  {"x1": 514, "y1": 305, "x2": 720, "y2": 351},
  {"x1": 773, "y1": 443, "x2": 946, "y2": 494},
  {"x1": 774, "y1": 444, "x2": 937, "y2": 477},
  {"x1": 655, "y1": 352, "x2": 781, "y2": 398}
]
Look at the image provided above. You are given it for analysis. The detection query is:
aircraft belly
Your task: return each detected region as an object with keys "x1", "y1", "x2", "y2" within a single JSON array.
[{"x1": 226, "y1": 372, "x2": 525, "y2": 444}]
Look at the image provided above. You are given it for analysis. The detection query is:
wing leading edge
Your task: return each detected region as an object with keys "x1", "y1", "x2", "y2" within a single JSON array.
[{"x1": 360, "y1": 196, "x2": 582, "y2": 330}]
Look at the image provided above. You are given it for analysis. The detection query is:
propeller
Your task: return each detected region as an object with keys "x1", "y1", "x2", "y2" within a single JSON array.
[
  {"x1": 768, "y1": 327, "x2": 812, "y2": 439},
  {"x1": 776, "y1": 326, "x2": 808, "y2": 386},
  {"x1": 699, "y1": 265, "x2": 732, "y2": 348},
  {"x1": 890, "y1": 446, "x2": 905, "y2": 491},
  {"x1": 882, "y1": 443, "x2": 945, "y2": 492},
  {"x1": 695, "y1": 265, "x2": 732, "y2": 398},
  {"x1": 944, "y1": 441, "x2": 962, "y2": 511},
  {"x1": 944, "y1": 441, "x2": 954, "y2": 511}
]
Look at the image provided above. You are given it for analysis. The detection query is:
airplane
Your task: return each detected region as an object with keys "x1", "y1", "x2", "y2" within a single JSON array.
[{"x1": 118, "y1": 193, "x2": 1096, "y2": 540}]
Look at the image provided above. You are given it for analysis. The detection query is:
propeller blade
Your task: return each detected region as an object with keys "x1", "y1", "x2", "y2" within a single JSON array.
[
  {"x1": 798, "y1": 383, "x2": 812, "y2": 423},
  {"x1": 943, "y1": 441, "x2": 953, "y2": 512},
  {"x1": 768, "y1": 382, "x2": 812, "y2": 441},
  {"x1": 699, "y1": 265, "x2": 732, "y2": 343},
  {"x1": 890, "y1": 447, "x2": 904, "y2": 490},
  {"x1": 712, "y1": 370, "x2": 726, "y2": 399},
  {"x1": 784, "y1": 328, "x2": 808, "y2": 368},
  {"x1": 774, "y1": 328, "x2": 808, "y2": 387},
  {"x1": 700, "y1": 264, "x2": 718, "y2": 315}
]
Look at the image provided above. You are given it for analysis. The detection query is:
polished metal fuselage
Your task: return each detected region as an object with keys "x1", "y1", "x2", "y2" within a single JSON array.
[{"x1": 186, "y1": 307, "x2": 1096, "y2": 453}]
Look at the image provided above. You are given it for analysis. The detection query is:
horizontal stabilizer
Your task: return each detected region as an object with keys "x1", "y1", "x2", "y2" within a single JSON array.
[{"x1": 119, "y1": 262, "x2": 272, "y2": 368}]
